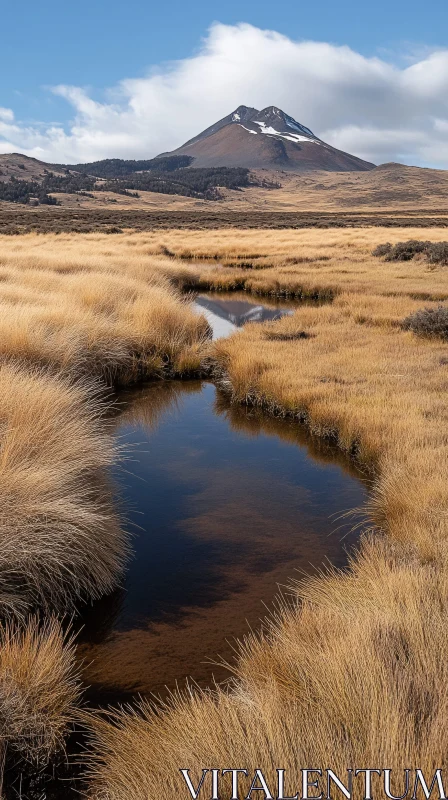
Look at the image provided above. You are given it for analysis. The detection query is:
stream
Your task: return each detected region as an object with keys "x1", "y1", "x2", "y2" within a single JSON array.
[{"x1": 78, "y1": 292, "x2": 368, "y2": 702}]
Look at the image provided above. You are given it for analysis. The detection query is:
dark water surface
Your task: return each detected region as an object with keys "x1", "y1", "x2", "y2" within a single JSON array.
[{"x1": 78, "y1": 379, "x2": 368, "y2": 702}]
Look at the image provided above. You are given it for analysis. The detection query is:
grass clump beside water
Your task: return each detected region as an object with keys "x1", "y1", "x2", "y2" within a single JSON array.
[
  {"x1": 0, "y1": 363, "x2": 127, "y2": 616},
  {"x1": 0, "y1": 618, "x2": 80, "y2": 768},
  {"x1": 0, "y1": 266, "x2": 209, "y2": 383}
]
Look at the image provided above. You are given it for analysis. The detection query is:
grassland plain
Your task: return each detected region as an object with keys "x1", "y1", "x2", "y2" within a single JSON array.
[
  {"x1": 0, "y1": 235, "x2": 209, "y2": 789},
  {"x1": 0, "y1": 229, "x2": 446, "y2": 795},
  {"x1": 37, "y1": 228, "x2": 446, "y2": 800}
]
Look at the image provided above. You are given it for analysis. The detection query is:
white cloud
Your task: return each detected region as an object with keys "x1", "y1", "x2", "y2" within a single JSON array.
[
  {"x1": 0, "y1": 108, "x2": 14, "y2": 123},
  {"x1": 1, "y1": 23, "x2": 448, "y2": 167}
]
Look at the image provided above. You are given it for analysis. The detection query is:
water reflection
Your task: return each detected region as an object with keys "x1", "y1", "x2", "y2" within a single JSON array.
[
  {"x1": 193, "y1": 291, "x2": 302, "y2": 339},
  {"x1": 78, "y1": 381, "x2": 368, "y2": 702}
]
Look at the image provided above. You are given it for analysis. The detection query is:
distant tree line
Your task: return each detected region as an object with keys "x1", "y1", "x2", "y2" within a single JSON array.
[{"x1": 53, "y1": 155, "x2": 194, "y2": 178}]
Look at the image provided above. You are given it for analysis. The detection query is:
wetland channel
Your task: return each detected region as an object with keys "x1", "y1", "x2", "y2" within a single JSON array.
[{"x1": 78, "y1": 291, "x2": 369, "y2": 702}]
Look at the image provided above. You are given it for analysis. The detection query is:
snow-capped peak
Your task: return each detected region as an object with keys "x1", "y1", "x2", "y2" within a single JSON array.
[{"x1": 229, "y1": 107, "x2": 321, "y2": 146}]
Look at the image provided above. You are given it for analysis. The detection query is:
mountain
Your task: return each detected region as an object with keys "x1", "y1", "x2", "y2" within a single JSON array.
[{"x1": 159, "y1": 105, "x2": 375, "y2": 172}]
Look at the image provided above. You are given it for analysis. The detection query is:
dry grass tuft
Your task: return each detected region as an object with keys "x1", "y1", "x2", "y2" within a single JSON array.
[
  {"x1": 0, "y1": 617, "x2": 80, "y2": 767},
  {"x1": 0, "y1": 362, "x2": 127, "y2": 615},
  {"x1": 0, "y1": 266, "x2": 208, "y2": 384}
]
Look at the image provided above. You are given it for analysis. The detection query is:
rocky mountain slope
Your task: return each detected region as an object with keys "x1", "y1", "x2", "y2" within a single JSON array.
[{"x1": 160, "y1": 105, "x2": 375, "y2": 172}]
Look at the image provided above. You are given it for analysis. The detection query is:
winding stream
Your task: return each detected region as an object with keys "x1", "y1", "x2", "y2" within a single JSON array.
[{"x1": 78, "y1": 293, "x2": 368, "y2": 703}]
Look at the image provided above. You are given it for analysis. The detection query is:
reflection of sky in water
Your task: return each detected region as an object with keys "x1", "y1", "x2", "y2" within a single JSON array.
[
  {"x1": 194, "y1": 292, "x2": 296, "y2": 339},
  {"x1": 193, "y1": 302, "x2": 238, "y2": 338},
  {"x1": 79, "y1": 381, "x2": 368, "y2": 701}
]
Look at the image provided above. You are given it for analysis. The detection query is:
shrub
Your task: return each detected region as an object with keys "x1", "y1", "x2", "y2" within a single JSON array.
[
  {"x1": 426, "y1": 241, "x2": 448, "y2": 266},
  {"x1": 402, "y1": 305, "x2": 448, "y2": 340},
  {"x1": 264, "y1": 330, "x2": 312, "y2": 341},
  {"x1": 385, "y1": 240, "x2": 431, "y2": 261},
  {"x1": 372, "y1": 242, "x2": 392, "y2": 257},
  {"x1": 373, "y1": 239, "x2": 448, "y2": 266}
]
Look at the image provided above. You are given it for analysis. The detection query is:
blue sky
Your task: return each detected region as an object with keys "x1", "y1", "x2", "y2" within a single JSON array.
[{"x1": 1, "y1": 1, "x2": 448, "y2": 166}]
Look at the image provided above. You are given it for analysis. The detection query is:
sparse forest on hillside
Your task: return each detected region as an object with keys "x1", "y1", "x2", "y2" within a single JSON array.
[
  {"x1": 0, "y1": 176, "x2": 58, "y2": 204},
  {"x1": 0, "y1": 157, "x2": 269, "y2": 203},
  {"x1": 101, "y1": 166, "x2": 262, "y2": 199}
]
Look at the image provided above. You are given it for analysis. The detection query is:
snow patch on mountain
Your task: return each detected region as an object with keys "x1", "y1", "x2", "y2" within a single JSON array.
[{"x1": 251, "y1": 120, "x2": 319, "y2": 145}]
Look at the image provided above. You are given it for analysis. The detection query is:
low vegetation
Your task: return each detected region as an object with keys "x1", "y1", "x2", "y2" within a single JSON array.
[
  {"x1": 402, "y1": 304, "x2": 448, "y2": 340},
  {"x1": 2, "y1": 207, "x2": 448, "y2": 234},
  {"x1": 373, "y1": 238, "x2": 448, "y2": 265}
]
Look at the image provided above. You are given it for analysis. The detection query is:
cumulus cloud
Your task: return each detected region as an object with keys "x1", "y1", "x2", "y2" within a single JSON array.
[{"x1": 1, "y1": 23, "x2": 448, "y2": 167}]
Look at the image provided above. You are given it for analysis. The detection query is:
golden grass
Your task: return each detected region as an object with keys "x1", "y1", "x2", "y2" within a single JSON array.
[
  {"x1": 0, "y1": 235, "x2": 209, "y2": 382},
  {"x1": 0, "y1": 363, "x2": 128, "y2": 615},
  {"x1": 80, "y1": 227, "x2": 448, "y2": 798},
  {"x1": 0, "y1": 617, "x2": 80, "y2": 767},
  {"x1": 84, "y1": 539, "x2": 448, "y2": 800}
]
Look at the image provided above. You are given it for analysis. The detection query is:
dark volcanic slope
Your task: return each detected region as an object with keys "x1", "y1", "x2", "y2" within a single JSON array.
[{"x1": 161, "y1": 105, "x2": 375, "y2": 173}]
